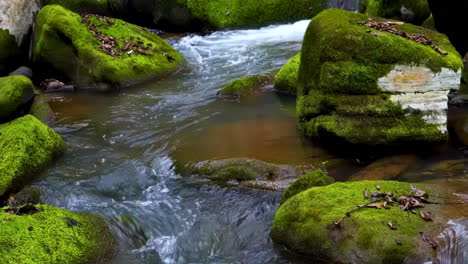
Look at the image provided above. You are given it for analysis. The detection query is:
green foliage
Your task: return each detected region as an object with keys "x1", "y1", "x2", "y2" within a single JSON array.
[
  {"x1": 0, "y1": 76, "x2": 35, "y2": 121},
  {"x1": 274, "y1": 53, "x2": 300, "y2": 95},
  {"x1": 280, "y1": 169, "x2": 333, "y2": 204},
  {"x1": 0, "y1": 205, "x2": 115, "y2": 264},
  {"x1": 0, "y1": 115, "x2": 66, "y2": 196}
]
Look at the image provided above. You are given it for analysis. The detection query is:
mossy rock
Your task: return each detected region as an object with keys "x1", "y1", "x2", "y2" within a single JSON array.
[
  {"x1": 33, "y1": 5, "x2": 184, "y2": 88},
  {"x1": 0, "y1": 205, "x2": 116, "y2": 263},
  {"x1": 219, "y1": 75, "x2": 271, "y2": 96},
  {"x1": 29, "y1": 94, "x2": 55, "y2": 125},
  {"x1": 271, "y1": 180, "x2": 441, "y2": 263},
  {"x1": 359, "y1": 0, "x2": 430, "y2": 25},
  {"x1": 184, "y1": 0, "x2": 327, "y2": 29},
  {"x1": 280, "y1": 169, "x2": 333, "y2": 204},
  {"x1": 0, "y1": 115, "x2": 66, "y2": 197},
  {"x1": 297, "y1": 9, "x2": 463, "y2": 146},
  {"x1": 274, "y1": 52, "x2": 300, "y2": 95},
  {"x1": 0, "y1": 29, "x2": 21, "y2": 74},
  {"x1": 0, "y1": 75, "x2": 35, "y2": 122}
]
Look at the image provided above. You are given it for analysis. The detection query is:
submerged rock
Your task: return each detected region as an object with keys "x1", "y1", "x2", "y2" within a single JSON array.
[
  {"x1": 0, "y1": 204, "x2": 116, "y2": 263},
  {"x1": 280, "y1": 169, "x2": 333, "y2": 204},
  {"x1": 359, "y1": 0, "x2": 430, "y2": 25},
  {"x1": 297, "y1": 9, "x2": 463, "y2": 147},
  {"x1": 219, "y1": 75, "x2": 272, "y2": 96},
  {"x1": 0, "y1": 75, "x2": 35, "y2": 121},
  {"x1": 349, "y1": 154, "x2": 419, "y2": 181},
  {"x1": 274, "y1": 52, "x2": 300, "y2": 95},
  {"x1": 271, "y1": 180, "x2": 443, "y2": 263},
  {"x1": 189, "y1": 158, "x2": 312, "y2": 190},
  {"x1": 33, "y1": 5, "x2": 184, "y2": 89},
  {"x1": 0, "y1": 115, "x2": 66, "y2": 197}
]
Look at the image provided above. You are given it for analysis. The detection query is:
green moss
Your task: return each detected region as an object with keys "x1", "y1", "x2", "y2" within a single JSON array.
[
  {"x1": 184, "y1": 0, "x2": 327, "y2": 29},
  {"x1": 274, "y1": 53, "x2": 300, "y2": 95},
  {"x1": 220, "y1": 74, "x2": 271, "y2": 96},
  {"x1": 0, "y1": 29, "x2": 21, "y2": 73},
  {"x1": 0, "y1": 205, "x2": 115, "y2": 263},
  {"x1": 422, "y1": 15, "x2": 436, "y2": 30},
  {"x1": 0, "y1": 115, "x2": 66, "y2": 196},
  {"x1": 271, "y1": 181, "x2": 437, "y2": 262},
  {"x1": 0, "y1": 76, "x2": 35, "y2": 121},
  {"x1": 280, "y1": 169, "x2": 333, "y2": 204},
  {"x1": 299, "y1": 115, "x2": 446, "y2": 145},
  {"x1": 33, "y1": 5, "x2": 184, "y2": 87},
  {"x1": 361, "y1": 0, "x2": 430, "y2": 25}
]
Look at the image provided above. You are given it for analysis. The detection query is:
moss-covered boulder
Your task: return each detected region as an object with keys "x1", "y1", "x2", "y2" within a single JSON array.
[
  {"x1": 0, "y1": 115, "x2": 66, "y2": 197},
  {"x1": 274, "y1": 53, "x2": 300, "y2": 95},
  {"x1": 0, "y1": 29, "x2": 21, "y2": 74},
  {"x1": 0, "y1": 75, "x2": 35, "y2": 121},
  {"x1": 280, "y1": 169, "x2": 333, "y2": 204},
  {"x1": 298, "y1": 9, "x2": 463, "y2": 146},
  {"x1": 219, "y1": 75, "x2": 271, "y2": 96},
  {"x1": 359, "y1": 0, "x2": 430, "y2": 25},
  {"x1": 271, "y1": 180, "x2": 442, "y2": 263},
  {"x1": 190, "y1": 158, "x2": 311, "y2": 190},
  {"x1": 33, "y1": 5, "x2": 184, "y2": 88},
  {"x1": 0, "y1": 205, "x2": 115, "y2": 263}
]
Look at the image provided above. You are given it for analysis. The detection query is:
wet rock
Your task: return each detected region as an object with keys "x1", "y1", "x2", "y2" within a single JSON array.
[
  {"x1": 271, "y1": 180, "x2": 443, "y2": 263},
  {"x1": 349, "y1": 154, "x2": 419, "y2": 181},
  {"x1": 0, "y1": 115, "x2": 66, "y2": 197},
  {"x1": 8, "y1": 66, "x2": 33, "y2": 79},
  {"x1": 298, "y1": 9, "x2": 463, "y2": 146},
  {"x1": 8, "y1": 187, "x2": 42, "y2": 207},
  {"x1": 274, "y1": 52, "x2": 300, "y2": 96},
  {"x1": 0, "y1": 205, "x2": 116, "y2": 263},
  {"x1": 189, "y1": 158, "x2": 312, "y2": 190},
  {"x1": 0, "y1": 75, "x2": 35, "y2": 121},
  {"x1": 28, "y1": 95, "x2": 55, "y2": 125},
  {"x1": 280, "y1": 169, "x2": 334, "y2": 204},
  {"x1": 219, "y1": 74, "x2": 272, "y2": 97},
  {"x1": 359, "y1": 0, "x2": 430, "y2": 25},
  {"x1": 33, "y1": 5, "x2": 184, "y2": 89},
  {"x1": 425, "y1": 159, "x2": 467, "y2": 176}
]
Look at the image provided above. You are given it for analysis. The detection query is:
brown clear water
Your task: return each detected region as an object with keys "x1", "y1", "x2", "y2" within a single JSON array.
[{"x1": 34, "y1": 20, "x2": 467, "y2": 263}]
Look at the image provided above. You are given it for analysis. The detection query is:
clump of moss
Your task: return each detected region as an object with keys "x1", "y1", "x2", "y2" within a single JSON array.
[
  {"x1": 274, "y1": 53, "x2": 300, "y2": 95},
  {"x1": 271, "y1": 180, "x2": 439, "y2": 263},
  {"x1": 280, "y1": 169, "x2": 333, "y2": 204},
  {"x1": 0, "y1": 205, "x2": 116, "y2": 263},
  {"x1": 359, "y1": 0, "x2": 430, "y2": 25},
  {"x1": 0, "y1": 115, "x2": 66, "y2": 197},
  {"x1": 0, "y1": 76, "x2": 35, "y2": 121},
  {"x1": 220, "y1": 74, "x2": 271, "y2": 96},
  {"x1": 33, "y1": 5, "x2": 184, "y2": 88}
]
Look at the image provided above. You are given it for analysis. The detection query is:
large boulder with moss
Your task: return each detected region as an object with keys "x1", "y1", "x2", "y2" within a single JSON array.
[
  {"x1": 189, "y1": 158, "x2": 312, "y2": 190},
  {"x1": 0, "y1": 75, "x2": 35, "y2": 121},
  {"x1": 274, "y1": 53, "x2": 300, "y2": 95},
  {"x1": 33, "y1": 5, "x2": 184, "y2": 88},
  {"x1": 280, "y1": 169, "x2": 333, "y2": 204},
  {"x1": 297, "y1": 9, "x2": 463, "y2": 146},
  {"x1": 271, "y1": 180, "x2": 442, "y2": 263},
  {"x1": 0, "y1": 115, "x2": 66, "y2": 197},
  {"x1": 0, "y1": 205, "x2": 115, "y2": 263},
  {"x1": 359, "y1": 0, "x2": 430, "y2": 25}
]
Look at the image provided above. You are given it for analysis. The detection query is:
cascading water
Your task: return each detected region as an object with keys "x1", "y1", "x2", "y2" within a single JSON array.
[{"x1": 436, "y1": 219, "x2": 468, "y2": 264}]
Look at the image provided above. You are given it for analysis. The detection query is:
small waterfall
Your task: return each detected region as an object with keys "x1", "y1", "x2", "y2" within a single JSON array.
[
  {"x1": 328, "y1": 0, "x2": 361, "y2": 12},
  {"x1": 0, "y1": 0, "x2": 40, "y2": 45},
  {"x1": 436, "y1": 219, "x2": 468, "y2": 264}
]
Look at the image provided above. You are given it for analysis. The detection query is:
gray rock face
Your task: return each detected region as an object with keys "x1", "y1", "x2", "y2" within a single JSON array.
[{"x1": 0, "y1": 0, "x2": 40, "y2": 45}]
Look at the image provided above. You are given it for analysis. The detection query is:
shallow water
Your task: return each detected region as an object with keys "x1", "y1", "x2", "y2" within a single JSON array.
[{"x1": 35, "y1": 19, "x2": 468, "y2": 263}]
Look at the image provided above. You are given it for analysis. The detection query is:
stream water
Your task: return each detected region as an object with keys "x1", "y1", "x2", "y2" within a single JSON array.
[{"x1": 33, "y1": 19, "x2": 467, "y2": 263}]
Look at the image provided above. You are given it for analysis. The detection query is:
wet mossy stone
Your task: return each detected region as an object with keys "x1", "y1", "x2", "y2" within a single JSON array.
[
  {"x1": 29, "y1": 94, "x2": 55, "y2": 125},
  {"x1": 0, "y1": 115, "x2": 66, "y2": 197},
  {"x1": 0, "y1": 205, "x2": 116, "y2": 263},
  {"x1": 33, "y1": 5, "x2": 184, "y2": 88},
  {"x1": 0, "y1": 29, "x2": 21, "y2": 74},
  {"x1": 274, "y1": 52, "x2": 300, "y2": 95},
  {"x1": 0, "y1": 75, "x2": 35, "y2": 121},
  {"x1": 271, "y1": 181, "x2": 440, "y2": 263},
  {"x1": 220, "y1": 74, "x2": 271, "y2": 96},
  {"x1": 297, "y1": 9, "x2": 463, "y2": 146},
  {"x1": 359, "y1": 0, "x2": 430, "y2": 25},
  {"x1": 183, "y1": 0, "x2": 327, "y2": 29},
  {"x1": 280, "y1": 169, "x2": 333, "y2": 204}
]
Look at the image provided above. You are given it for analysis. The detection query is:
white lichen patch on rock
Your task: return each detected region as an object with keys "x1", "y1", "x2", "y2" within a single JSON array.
[
  {"x1": 0, "y1": 0, "x2": 41, "y2": 44},
  {"x1": 378, "y1": 65, "x2": 461, "y2": 133}
]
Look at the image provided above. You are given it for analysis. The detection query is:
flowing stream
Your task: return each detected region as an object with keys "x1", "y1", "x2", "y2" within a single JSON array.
[{"x1": 34, "y1": 19, "x2": 467, "y2": 263}]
